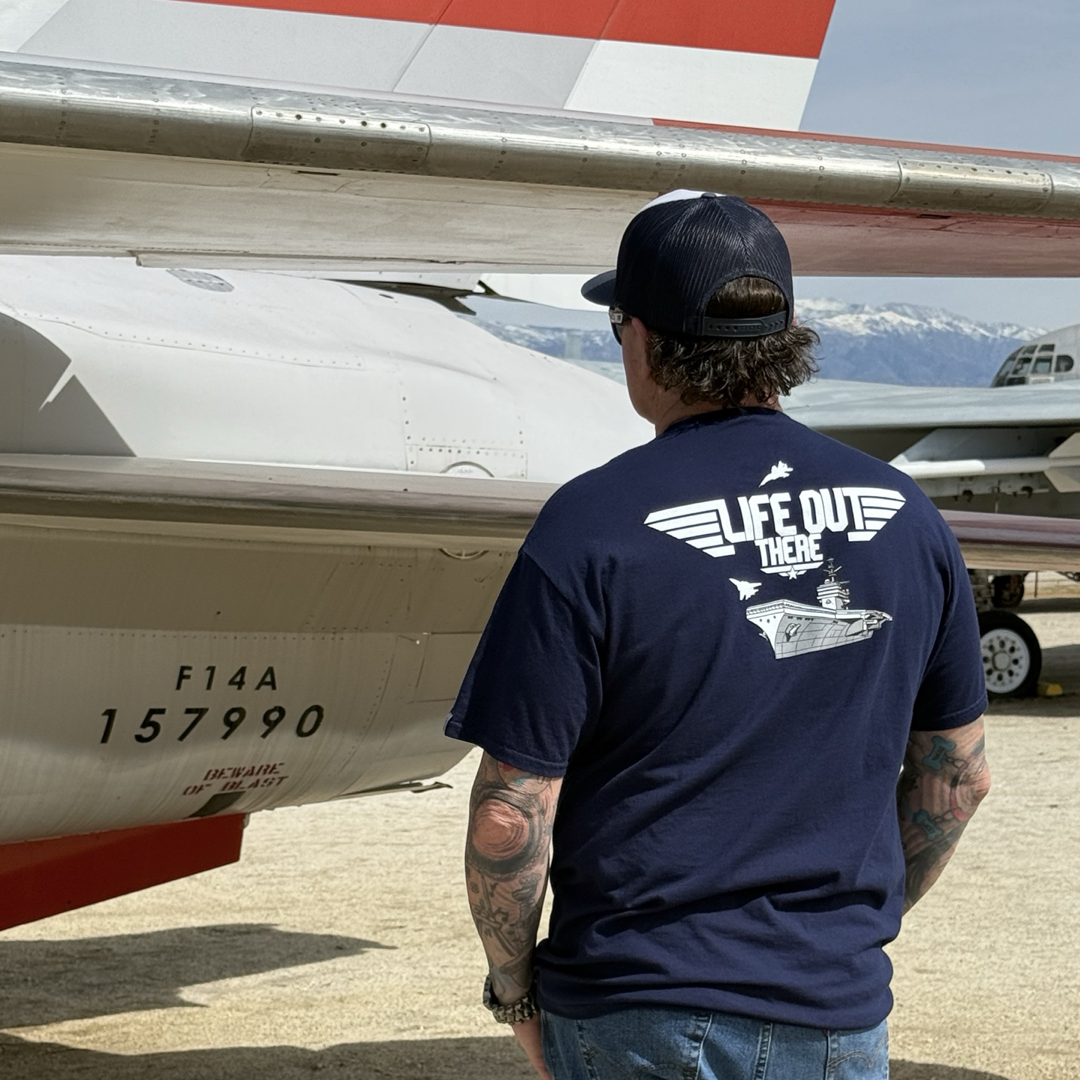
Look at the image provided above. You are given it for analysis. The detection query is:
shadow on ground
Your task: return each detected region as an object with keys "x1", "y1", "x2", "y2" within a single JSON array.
[
  {"x1": 0, "y1": 1036, "x2": 1021, "y2": 1080},
  {"x1": 1039, "y1": 640, "x2": 1080, "y2": 693},
  {"x1": 0, "y1": 924, "x2": 387, "y2": 1027}
]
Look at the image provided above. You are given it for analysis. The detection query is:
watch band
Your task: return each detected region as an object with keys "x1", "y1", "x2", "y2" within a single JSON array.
[{"x1": 483, "y1": 975, "x2": 538, "y2": 1024}]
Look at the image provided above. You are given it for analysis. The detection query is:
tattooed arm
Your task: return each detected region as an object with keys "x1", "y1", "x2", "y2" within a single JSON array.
[
  {"x1": 466, "y1": 752, "x2": 562, "y2": 1078},
  {"x1": 466, "y1": 751, "x2": 562, "y2": 1000},
  {"x1": 897, "y1": 716, "x2": 990, "y2": 914}
]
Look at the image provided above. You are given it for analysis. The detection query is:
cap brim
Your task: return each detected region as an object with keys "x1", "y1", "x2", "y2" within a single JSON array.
[{"x1": 581, "y1": 269, "x2": 617, "y2": 307}]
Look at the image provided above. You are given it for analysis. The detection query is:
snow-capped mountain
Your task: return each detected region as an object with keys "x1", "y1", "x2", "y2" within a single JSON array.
[
  {"x1": 471, "y1": 300, "x2": 1047, "y2": 387},
  {"x1": 796, "y1": 299, "x2": 1043, "y2": 386}
]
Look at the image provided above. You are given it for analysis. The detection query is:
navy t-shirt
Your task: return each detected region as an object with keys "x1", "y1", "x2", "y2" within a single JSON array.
[{"x1": 445, "y1": 407, "x2": 986, "y2": 1030}]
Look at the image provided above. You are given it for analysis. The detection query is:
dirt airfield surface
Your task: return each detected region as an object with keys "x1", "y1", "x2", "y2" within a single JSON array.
[{"x1": 2, "y1": 584, "x2": 1079, "y2": 1080}]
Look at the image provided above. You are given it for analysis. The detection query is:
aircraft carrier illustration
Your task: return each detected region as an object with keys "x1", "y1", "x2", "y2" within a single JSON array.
[{"x1": 745, "y1": 561, "x2": 892, "y2": 659}]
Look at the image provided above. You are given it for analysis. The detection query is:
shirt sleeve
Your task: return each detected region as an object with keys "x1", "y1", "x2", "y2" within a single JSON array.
[
  {"x1": 910, "y1": 529, "x2": 988, "y2": 731},
  {"x1": 444, "y1": 549, "x2": 602, "y2": 776}
]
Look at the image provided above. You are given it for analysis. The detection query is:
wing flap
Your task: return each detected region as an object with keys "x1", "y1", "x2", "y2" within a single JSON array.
[{"x1": 15, "y1": 0, "x2": 835, "y2": 127}]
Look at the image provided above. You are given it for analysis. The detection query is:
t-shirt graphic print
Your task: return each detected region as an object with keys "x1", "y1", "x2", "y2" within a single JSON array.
[{"x1": 644, "y1": 459, "x2": 905, "y2": 659}]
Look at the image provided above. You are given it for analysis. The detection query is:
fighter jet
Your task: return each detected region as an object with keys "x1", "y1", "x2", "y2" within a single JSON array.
[{"x1": 3, "y1": 0, "x2": 1080, "y2": 929}]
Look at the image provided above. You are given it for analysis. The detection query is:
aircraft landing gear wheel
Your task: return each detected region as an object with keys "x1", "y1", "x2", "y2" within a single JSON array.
[
  {"x1": 979, "y1": 610, "x2": 1041, "y2": 698},
  {"x1": 991, "y1": 573, "x2": 1026, "y2": 609}
]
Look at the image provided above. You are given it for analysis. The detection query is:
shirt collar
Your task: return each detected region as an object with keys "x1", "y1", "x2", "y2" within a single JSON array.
[{"x1": 657, "y1": 406, "x2": 783, "y2": 440}]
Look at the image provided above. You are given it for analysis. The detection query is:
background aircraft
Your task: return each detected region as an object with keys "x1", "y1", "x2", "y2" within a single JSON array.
[
  {"x1": 992, "y1": 324, "x2": 1080, "y2": 387},
  {"x1": 2, "y1": 0, "x2": 1080, "y2": 930},
  {"x1": 784, "y1": 370, "x2": 1080, "y2": 696}
]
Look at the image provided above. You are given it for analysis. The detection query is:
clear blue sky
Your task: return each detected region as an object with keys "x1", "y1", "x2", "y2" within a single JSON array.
[{"x1": 798, "y1": 0, "x2": 1080, "y2": 329}]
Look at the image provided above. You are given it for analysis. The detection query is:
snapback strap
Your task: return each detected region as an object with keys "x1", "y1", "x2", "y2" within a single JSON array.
[{"x1": 684, "y1": 310, "x2": 789, "y2": 338}]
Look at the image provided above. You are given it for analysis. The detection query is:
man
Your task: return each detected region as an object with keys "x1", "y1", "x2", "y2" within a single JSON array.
[{"x1": 445, "y1": 191, "x2": 990, "y2": 1080}]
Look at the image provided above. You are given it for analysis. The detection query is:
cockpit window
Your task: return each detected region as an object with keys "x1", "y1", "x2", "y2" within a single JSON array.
[
  {"x1": 994, "y1": 359, "x2": 1015, "y2": 381},
  {"x1": 1038, "y1": 343, "x2": 1055, "y2": 353},
  {"x1": 1020, "y1": 345, "x2": 1037, "y2": 356},
  {"x1": 1033, "y1": 357, "x2": 1053, "y2": 374},
  {"x1": 1056, "y1": 355, "x2": 1075, "y2": 374},
  {"x1": 1013, "y1": 357, "x2": 1032, "y2": 375}
]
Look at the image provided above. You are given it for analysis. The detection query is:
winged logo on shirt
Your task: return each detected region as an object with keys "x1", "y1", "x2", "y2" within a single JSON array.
[
  {"x1": 644, "y1": 482, "x2": 905, "y2": 578},
  {"x1": 644, "y1": 467, "x2": 902, "y2": 658}
]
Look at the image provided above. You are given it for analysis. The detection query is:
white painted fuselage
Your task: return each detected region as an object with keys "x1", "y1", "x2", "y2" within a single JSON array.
[{"x1": 0, "y1": 257, "x2": 647, "y2": 845}]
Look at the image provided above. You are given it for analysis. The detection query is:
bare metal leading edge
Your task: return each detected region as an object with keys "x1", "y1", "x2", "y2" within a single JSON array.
[{"x1": 0, "y1": 61, "x2": 1078, "y2": 218}]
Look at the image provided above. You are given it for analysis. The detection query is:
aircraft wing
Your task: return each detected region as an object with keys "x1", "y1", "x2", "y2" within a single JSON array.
[
  {"x1": 786, "y1": 379, "x2": 1080, "y2": 515},
  {"x1": 787, "y1": 380, "x2": 1080, "y2": 436},
  {"x1": 2, "y1": 60, "x2": 1080, "y2": 274},
  {"x1": 5, "y1": 454, "x2": 1080, "y2": 574}
]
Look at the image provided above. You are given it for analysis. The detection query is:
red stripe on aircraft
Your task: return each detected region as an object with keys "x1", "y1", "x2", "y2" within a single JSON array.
[{"x1": 174, "y1": 0, "x2": 836, "y2": 58}]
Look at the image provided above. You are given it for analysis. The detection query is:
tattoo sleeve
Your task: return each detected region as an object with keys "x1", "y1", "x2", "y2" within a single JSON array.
[
  {"x1": 897, "y1": 716, "x2": 991, "y2": 914},
  {"x1": 465, "y1": 752, "x2": 563, "y2": 1004}
]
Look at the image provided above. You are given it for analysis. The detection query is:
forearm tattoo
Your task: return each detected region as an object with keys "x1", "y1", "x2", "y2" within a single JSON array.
[
  {"x1": 465, "y1": 753, "x2": 561, "y2": 1003},
  {"x1": 897, "y1": 721, "x2": 990, "y2": 913}
]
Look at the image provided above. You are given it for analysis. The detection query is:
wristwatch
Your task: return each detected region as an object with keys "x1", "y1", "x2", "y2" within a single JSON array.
[{"x1": 483, "y1": 975, "x2": 538, "y2": 1024}]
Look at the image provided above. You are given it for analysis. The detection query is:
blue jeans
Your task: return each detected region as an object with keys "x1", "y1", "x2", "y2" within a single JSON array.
[{"x1": 542, "y1": 1006, "x2": 888, "y2": 1080}]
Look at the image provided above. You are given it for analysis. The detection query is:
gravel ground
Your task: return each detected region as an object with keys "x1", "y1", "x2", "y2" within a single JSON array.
[{"x1": 1, "y1": 586, "x2": 1078, "y2": 1079}]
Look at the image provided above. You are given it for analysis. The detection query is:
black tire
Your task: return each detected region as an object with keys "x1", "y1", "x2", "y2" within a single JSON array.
[
  {"x1": 991, "y1": 573, "x2": 1026, "y2": 609},
  {"x1": 978, "y1": 610, "x2": 1041, "y2": 699}
]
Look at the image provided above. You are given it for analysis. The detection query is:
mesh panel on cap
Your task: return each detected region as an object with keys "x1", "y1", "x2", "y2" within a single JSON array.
[{"x1": 613, "y1": 195, "x2": 793, "y2": 338}]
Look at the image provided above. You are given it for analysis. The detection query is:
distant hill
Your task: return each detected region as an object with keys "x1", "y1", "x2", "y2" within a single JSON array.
[
  {"x1": 470, "y1": 299, "x2": 1045, "y2": 387},
  {"x1": 796, "y1": 299, "x2": 1043, "y2": 386}
]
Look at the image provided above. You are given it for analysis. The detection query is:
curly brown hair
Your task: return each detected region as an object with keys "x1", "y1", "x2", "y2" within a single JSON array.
[{"x1": 644, "y1": 277, "x2": 818, "y2": 407}]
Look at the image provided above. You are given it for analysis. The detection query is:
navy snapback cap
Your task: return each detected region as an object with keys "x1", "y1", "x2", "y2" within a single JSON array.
[{"x1": 581, "y1": 190, "x2": 794, "y2": 339}]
